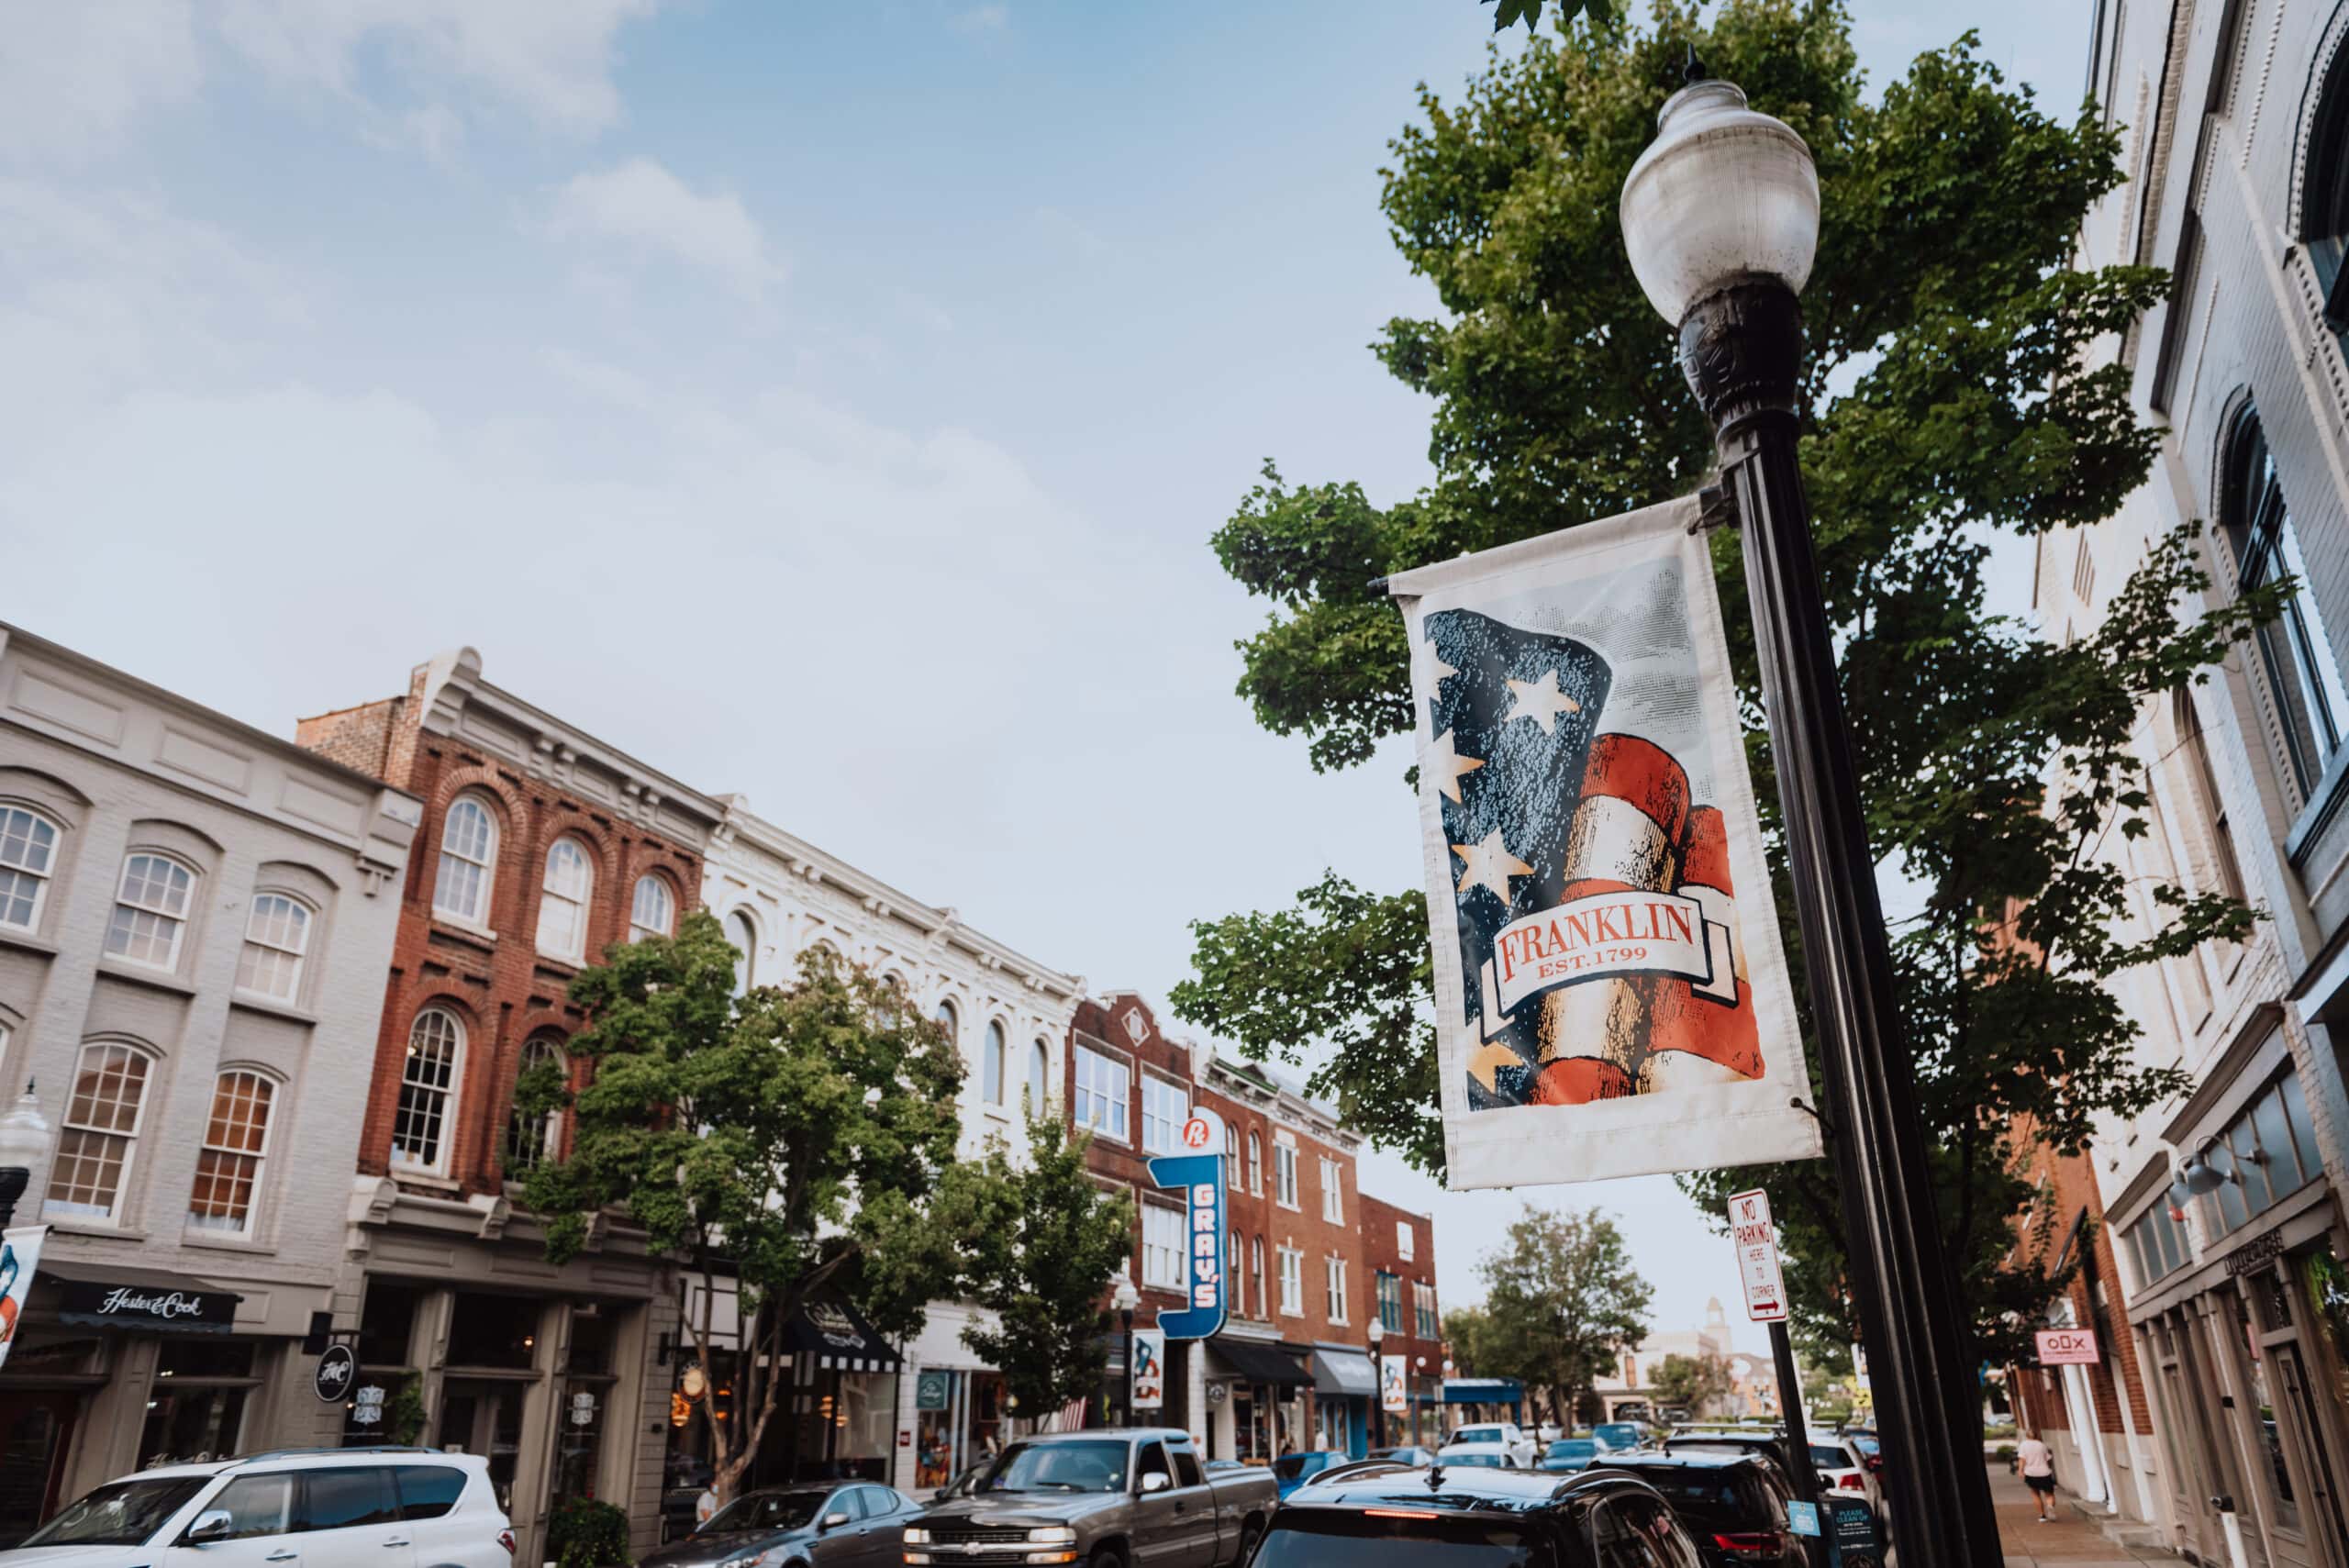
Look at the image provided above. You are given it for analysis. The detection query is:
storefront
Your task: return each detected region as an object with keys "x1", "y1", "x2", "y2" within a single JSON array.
[
  {"x1": 889, "y1": 1302, "x2": 1005, "y2": 1495},
  {"x1": 1310, "y1": 1344, "x2": 1375, "y2": 1458},
  {"x1": 1202, "y1": 1335, "x2": 1308, "y2": 1463},
  {"x1": 0, "y1": 1256, "x2": 332, "y2": 1549}
]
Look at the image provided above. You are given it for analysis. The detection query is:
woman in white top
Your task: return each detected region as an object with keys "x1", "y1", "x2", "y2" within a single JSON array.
[{"x1": 2017, "y1": 1433, "x2": 2057, "y2": 1521}]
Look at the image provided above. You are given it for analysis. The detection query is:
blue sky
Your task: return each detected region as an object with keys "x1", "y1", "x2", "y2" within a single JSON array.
[{"x1": 0, "y1": 0, "x2": 2090, "y2": 1357}]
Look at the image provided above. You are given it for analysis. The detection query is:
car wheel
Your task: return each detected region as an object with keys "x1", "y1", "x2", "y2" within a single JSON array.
[
  {"x1": 1233, "y1": 1516, "x2": 1263, "y2": 1564},
  {"x1": 1088, "y1": 1548, "x2": 1124, "y2": 1568}
]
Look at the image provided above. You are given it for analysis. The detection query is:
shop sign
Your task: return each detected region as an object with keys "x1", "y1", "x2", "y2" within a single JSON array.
[
  {"x1": 314, "y1": 1343, "x2": 358, "y2": 1404},
  {"x1": 1381, "y1": 1354, "x2": 1408, "y2": 1416},
  {"x1": 1131, "y1": 1329, "x2": 1166, "y2": 1410},
  {"x1": 49, "y1": 1269, "x2": 236, "y2": 1334},
  {"x1": 917, "y1": 1371, "x2": 952, "y2": 1411},
  {"x1": 351, "y1": 1385, "x2": 388, "y2": 1428},
  {"x1": 1144, "y1": 1107, "x2": 1226, "y2": 1340},
  {"x1": 1206, "y1": 1382, "x2": 1228, "y2": 1407},
  {"x1": 2034, "y1": 1328, "x2": 2099, "y2": 1366},
  {"x1": 569, "y1": 1390, "x2": 597, "y2": 1427},
  {"x1": 0, "y1": 1225, "x2": 49, "y2": 1369},
  {"x1": 2226, "y1": 1228, "x2": 2286, "y2": 1277},
  {"x1": 1387, "y1": 497, "x2": 1822, "y2": 1187}
]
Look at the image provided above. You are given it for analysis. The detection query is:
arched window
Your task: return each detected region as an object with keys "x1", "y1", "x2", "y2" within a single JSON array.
[
  {"x1": 1226, "y1": 1123, "x2": 1241, "y2": 1190},
  {"x1": 434, "y1": 796, "x2": 497, "y2": 925},
  {"x1": 629, "y1": 874, "x2": 675, "y2": 942},
  {"x1": 1028, "y1": 1040, "x2": 1051, "y2": 1110},
  {"x1": 106, "y1": 851, "x2": 195, "y2": 969},
  {"x1": 2176, "y1": 689, "x2": 2248, "y2": 905},
  {"x1": 394, "y1": 1008, "x2": 464, "y2": 1175},
  {"x1": 2308, "y1": 39, "x2": 2349, "y2": 328},
  {"x1": 503, "y1": 1037, "x2": 567, "y2": 1177},
  {"x1": 934, "y1": 999, "x2": 959, "y2": 1047},
  {"x1": 536, "y1": 838, "x2": 594, "y2": 960},
  {"x1": 236, "y1": 893, "x2": 312, "y2": 1002},
  {"x1": 726, "y1": 910, "x2": 758, "y2": 995},
  {"x1": 1248, "y1": 1131, "x2": 1263, "y2": 1195},
  {"x1": 46, "y1": 1042, "x2": 153, "y2": 1221},
  {"x1": 2225, "y1": 410, "x2": 2349, "y2": 797},
  {"x1": 189, "y1": 1071, "x2": 275, "y2": 1235},
  {"x1": 0, "y1": 806, "x2": 60, "y2": 931},
  {"x1": 983, "y1": 1021, "x2": 1007, "y2": 1106}
]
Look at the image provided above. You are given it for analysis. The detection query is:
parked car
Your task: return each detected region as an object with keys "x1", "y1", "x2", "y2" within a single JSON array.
[
  {"x1": 1364, "y1": 1446, "x2": 1437, "y2": 1468},
  {"x1": 0, "y1": 1447, "x2": 512, "y2": 1568},
  {"x1": 1662, "y1": 1429, "x2": 1801, "y2": 1489},
  {"x1": 1841, "y1": 1428, "x2": 1885, "y2": 1476},
  {"x1": 1589, "y1": 1451, "x2": 1810, "y2": 1567},
  {"x1": 1248, "y1": 1457, "x2": 1710, "y2": 1565},
  {"x1": 903, "y1": 1428, "x2": 1275, "y2": 1567},
  {"x1": 1803, "y1": 1436, "x2": 1883, "y2": 1514},
  {"x1": 1541, "y1": 1438, "x2": 1605, "y2": 1473},
  {"x1": 1444, "y1": 1422, "x2": 1538, "y2": 1467},
  {"x1": 646, "y1": 1483, "x2": 920, "y2": 1567},
  {"x1": 1271, "y1": 1450, "x2": 1352, "y2": 1500},
  {"x1": 1591, "y1": 1422, "x2": 1645, "y2": 1453},
  {"x1": 1432, "y1": 1448, "x2": 1520, "y2": 1470}
]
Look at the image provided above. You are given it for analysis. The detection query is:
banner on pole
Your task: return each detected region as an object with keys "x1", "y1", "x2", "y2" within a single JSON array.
[
  {"x1": 1380, "y1": 1354, "x2": 1408, "y2": 1416},
  {"x1": 1130, "y1": 1329, "x2": 1166, "y2": 1410},
  {"x1": 1388, "y1": 495, "x2": 1822, "y2": 1186},
  {"x1": 0, "y1": 1225, "x2": 50, "y2": 1368}
]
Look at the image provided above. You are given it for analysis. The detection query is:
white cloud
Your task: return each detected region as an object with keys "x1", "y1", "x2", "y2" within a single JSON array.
[
  {"x1": 952, "y1": 5, "x2": 1009, "y2": 31},
  {"x1": 0, "y1": 2, "x2": 202, "y2": 164},
  {"x1": 544, "y1": 157, "x2": 783, "y2": 305}
]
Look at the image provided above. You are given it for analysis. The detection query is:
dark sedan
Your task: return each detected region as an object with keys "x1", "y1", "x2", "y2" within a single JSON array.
[{"x1": 641, "y1": 1482, "x2": 918, "y2": 1568}]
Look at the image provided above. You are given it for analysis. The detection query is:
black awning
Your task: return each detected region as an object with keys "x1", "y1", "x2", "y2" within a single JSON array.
[
  {"x1": 36, "y1": 1261, "x2": 242, "y2": 1335},
  {"x1": 1208, "y1": 1336, "x2": 1310, "y2": 1388},
  {"x1": 782, "y1": 1297, "x2": 901, "y2": 1373}
]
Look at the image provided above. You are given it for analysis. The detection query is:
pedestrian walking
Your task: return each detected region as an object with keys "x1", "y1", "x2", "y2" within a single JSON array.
[{"x1": 2016, "y1": 1432, "x2": 2057, "y2": 1522}]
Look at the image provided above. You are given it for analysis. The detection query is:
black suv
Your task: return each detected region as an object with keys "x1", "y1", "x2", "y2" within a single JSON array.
[
  {"x1": 1587, "y1": 1451, "x2": 1811, "y2": 1567},
  {"x1": 1246, "y1": 1458, "x2": 1709, "y2": 1566}
]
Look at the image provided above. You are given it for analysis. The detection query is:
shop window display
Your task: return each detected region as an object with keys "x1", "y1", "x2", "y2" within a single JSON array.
[
  {"x1": 138, "y1": 1340, "x2": 260, "y2": 1467},
  {"x1": 447, "y1": 1292, "x2": 540, "y2": 1369}
]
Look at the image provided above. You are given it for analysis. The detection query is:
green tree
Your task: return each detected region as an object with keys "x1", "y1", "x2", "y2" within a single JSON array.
[
  {"x1": 948, "y1": 1106, "x2": 1138, "y2": 1423},
  {"x1": 521, "y1": 912, "x2": 969, "y2": 1501},
  {"x1": 1442, "y1": 1303, "x2": 1501, "y2": 1376},
  {"x1": 1651, "y1": 1352, "x2": 1734, "y2": 1418},
  {"x1": 1170, "y1": 0, "x2": 2280, "y2": 1369},
  {"x1": 1477, "y1": 1207, "x2": 1653, "y2": 1428}
]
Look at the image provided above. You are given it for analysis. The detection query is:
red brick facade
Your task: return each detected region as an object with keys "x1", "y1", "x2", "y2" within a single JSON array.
[{"x1": 2006, "y1": 1130, "x2": 2154, "y2": 1440}]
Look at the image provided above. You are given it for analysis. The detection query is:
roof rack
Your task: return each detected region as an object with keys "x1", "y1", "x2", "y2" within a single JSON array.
[{"x1": 229, "y1": 1446, "x2": 440, "y2": 1463}]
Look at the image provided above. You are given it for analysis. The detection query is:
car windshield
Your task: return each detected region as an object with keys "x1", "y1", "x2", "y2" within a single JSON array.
[
  {"x1": 1273, "y1": 1452, "x2": 1334, "y2": 1482},
  {"x1": 702, "y1": 1491, "x2": 828, "y2": 1533},
  {"x1": 982, "y1": 1441, "x2": 1130, "y2": 1494},
  {"x1": 1548, "y1": 1440, "x2": 1598, "y2": 1458},
  {"x1": 1593, "y1": 1425, "x2": 1640, "y2": 1449},
  {"x1": 20, "y1": 1476, "x2": 212, "y2": 1547},
  {"x1": 1609, "y1": 1468, "x2": 1750, "y2": 1526},
  {"x1": 1368, "y1": 1449, "x2": 1421, "y2": 1463},
  {"x1": 1445, "y1": 1452, "x2": 1508, "y2": 1468},
  {"x1": 1847, "y1": 1433, "x2": 1880, "y2": 1456},
  {"x1": 1453, "y1": 1428, "x2": 1504, "y2": 1444},
  {"x1": 1253, "y1": 1516, "x2": 1549, "y2": 1567},
  {"x1": 1809, "y1": 1446, "x2": 1852, "y2": 1467}
]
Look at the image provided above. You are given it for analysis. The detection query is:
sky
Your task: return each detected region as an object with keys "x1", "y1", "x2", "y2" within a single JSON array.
[{"x1": 0, "y1": 0, "x2": 2089, "y2": 1362}]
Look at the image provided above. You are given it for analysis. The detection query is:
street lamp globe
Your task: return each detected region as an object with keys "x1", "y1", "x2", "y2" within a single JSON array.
[
  {"x1": 1366, "y1": 1317, "x2": 1384, "y2": 1349},
  {"x1": 1111, "y1": 1273, "x2": 1141, "y2": 1315},
  {"x1": 1618, "y1": 69, "x2": 1819, "y2": 327}
]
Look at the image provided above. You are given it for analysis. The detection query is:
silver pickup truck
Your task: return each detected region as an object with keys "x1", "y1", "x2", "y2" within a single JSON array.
[{"x1": 901, "y1": 1428, "x2": 1275, "y2": 1568}]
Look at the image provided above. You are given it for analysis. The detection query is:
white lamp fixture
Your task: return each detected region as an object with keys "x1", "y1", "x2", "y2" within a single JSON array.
[
  {"x1": 0, "y1": 1079, "x2": 51, "y2": 1227},
  {"x1": 1111, "y1": 1273, "x2": 1141, "y2": 1315},
  {"x1": 1367, "y1": 1317, "x2": 1385, "y2": 1349},
  {"x1": 1619, "y1": 65, "x2": 1820, "y2": 326}
]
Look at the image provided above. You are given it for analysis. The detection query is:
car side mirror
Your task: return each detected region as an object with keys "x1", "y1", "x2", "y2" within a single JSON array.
[
  {"x1": 820, "y1": 1512, "x2": 852, "y2": 1531},
  {"x1": 184, "y1": 1510, "x2": 234, "y2": 1545},
  {"x1": 1141, "y1": 1473, "x2": 1171, "y2": 1494}
]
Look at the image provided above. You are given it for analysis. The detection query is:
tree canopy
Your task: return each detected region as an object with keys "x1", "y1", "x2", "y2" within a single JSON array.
[
  {"x1": 1172, "y1": 0, "x2": 2278, "y2": 1363},
  {"x1": 1473, "y1": 1207, "x2": 1653, "y2": 1426}
]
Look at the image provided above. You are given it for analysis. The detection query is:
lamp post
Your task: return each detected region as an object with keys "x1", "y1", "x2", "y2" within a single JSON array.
[
  {"x1": 1619, "y1": 59, "x2": 2002, "y2": 1563},
  {"x1": 0, "y1": 1081, "x2": 50, "y2": 1228},
  {"x1": 1366, "y1": 1316, "x2": 1385, "y2": 1454},
  {"x1": 1112, "y1": 1273, "x2": 1141, "y2": 1429}
]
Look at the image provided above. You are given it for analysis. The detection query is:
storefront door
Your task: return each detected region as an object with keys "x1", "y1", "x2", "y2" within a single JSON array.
[
  {"x1": 0, "y1": 1389, "x2": 80, "y2": 1548},
  {"x1": 439, "y1": 1380, "x2": 528, "y2": 1516}
]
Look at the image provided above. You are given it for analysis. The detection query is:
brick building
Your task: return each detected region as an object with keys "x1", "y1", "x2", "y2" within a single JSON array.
[
  {"x1": 296, "y1": 646, "x2": 725, "y2": 1564},
  {"x1": 1359, "y1": 1192, "x2": 1442, "y2": 1447}
]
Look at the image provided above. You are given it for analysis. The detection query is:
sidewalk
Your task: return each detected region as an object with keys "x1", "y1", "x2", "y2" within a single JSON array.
[{"x1": 1987, "y1": 1463, "x2": 2181, "y2": 1565}]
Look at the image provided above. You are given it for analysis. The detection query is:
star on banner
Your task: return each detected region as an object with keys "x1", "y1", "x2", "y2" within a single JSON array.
[
  {"x1": 1427, "y1": 729, "x2": 1486, "y2": 804},
  {"x1": 1503, "y1": 669, "x2": 1583, "y2": 734},
  {"x1": 1451, "y1": 829, "x2": 1532, "y2": 906}
]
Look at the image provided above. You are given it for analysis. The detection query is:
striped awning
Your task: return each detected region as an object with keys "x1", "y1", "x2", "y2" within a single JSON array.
[{"x1": 781, "y1": 1296, "x2": 902, "y2": 1373}]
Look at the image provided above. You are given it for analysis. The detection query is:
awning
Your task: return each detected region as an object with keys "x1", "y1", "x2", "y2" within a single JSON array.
[
  {"x1": 781, "y1": 1297, "x2": 900, "y2": 1373},
  {"x1": 1311, "y1": 1345, "x2": 1377, "y2": 1397},
  {"x1": 1442, "y1": 1377, "x2": 1524, "y2": 1404},
  {"x1": 34, "y1": 1261, "x2": 242, "y2": 1335},
  {"x1": 1208, "y1": 1336, "x2": 1310, "y2": 1388}
]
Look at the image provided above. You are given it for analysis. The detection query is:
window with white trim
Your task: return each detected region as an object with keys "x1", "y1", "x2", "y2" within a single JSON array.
[
  {"x1": 1375, "y1": 1271, "x2": 1404, "y2": 1332},
  {"x1": 188, "y1": 1071, "x2": 274, "y2": 1234},
  {"x1": 0, "y1": 806, "x2": 59, "y2": 930},
  {"x1": 393, "y1": 1008, "x2": 463, "y2": 1175},
  {"x1": 1028, "y1": 1040, "x2": 1051, "y2": 1110},
  {"x1": 536, "y1": 839, "x2": 593, "y2": 959},
  {"x1": 46, "y1": 1042, "x2": 153, "y2": 1221},
  {"x1": 1141, "y1": 1074, "x2": 1186, "y2": 1156},
  {"x1": 726, "y1": 909, "x2": 758, "y2": 995},
  {"x1": 1278, "y1": 1246, "x2": 1303, "y2": 1316},
  {"x1": 1397, "y1": 1219, "x2": 1416, "y2": 1262},
  {"x1": 503, "y1": 1036, "x2": 566, "y2": 1177},
  {"x1": 235, "y1": 893, "x2": 311, "y2": 1002},
  {"x1": 1251, "y1": 1237, "x2": 1266, "y2": 1318},
  {"x1": 1142, "y1": 1202, "x2": 1186, "y2": 1291},
  {"x1": 982, "y1": 1021, "x2": 1008, "y2": 1106},
  {"x1": 1275, "y1": 1142, "x2": 1298, "y2": 1209},
  {"x1": 629, "y1": 874, "x2": 674, "y2": 942},
  {"x1": 1319, "y1": 1156, "x2": 1342, "y2": 1223},
  {"x1": 434, "y1": 796, "x2": 496, "y2": 925},
  {"x1": 1225, "y1": 1124, "x2": 1240, "y2": 1189},
  {"x1": 106, "y1": 852, "x2": 193, "y2": 969},
  {"x1": 1248, "y1": 1132, "x2": 1262, "y2": 1194},
  {"x1": 1414, "y1": 1282, "x2": 1439, "y2": 1340},
  {"x1": 1074, "y1": 1045, "x2": 1130, "y2": 1141},
  {"x1": 1325, "y1": 1256, "x2": 1349, "y2": 1323}
]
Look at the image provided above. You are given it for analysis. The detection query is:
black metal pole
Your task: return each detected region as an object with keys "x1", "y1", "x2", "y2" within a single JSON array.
[
  {"x1": 1769, "y1": 1321, "x2": 1818, "y2": 1509},
  {"x1": 1121, "y1": 1309, "x2": 1135, "y2": 1429},
  {"x1": 0, "y1": 1168, "x2": 25, "y2": 1229},
  {"x1": 1677, "y1": 279, "x2": 2001, "y2": 1564}
]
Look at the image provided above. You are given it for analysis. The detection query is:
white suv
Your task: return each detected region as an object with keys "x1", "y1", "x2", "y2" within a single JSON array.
[{"x1": 1, "y1": 1448, "x2": 514, "y2": 1567}]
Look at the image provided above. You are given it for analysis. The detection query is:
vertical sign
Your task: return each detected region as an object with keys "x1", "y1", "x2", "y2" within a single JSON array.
[
  {"x1": 1727, "y1": 1188, "x2": 1787, "y2": 1322},
  {"x1": 1147, "y1": 1110, "x2": 1226, "y2": 1340},
  {"x1": 1131, "y1": 1329, "x2": 1166, "y2": 1410},
  {"x1": 1381, "y1": 1354, "x2": 1408, "y2": 1416},
  {"x1": 0, "y1": 1225, "x2": 48, "y2": 1369}
]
